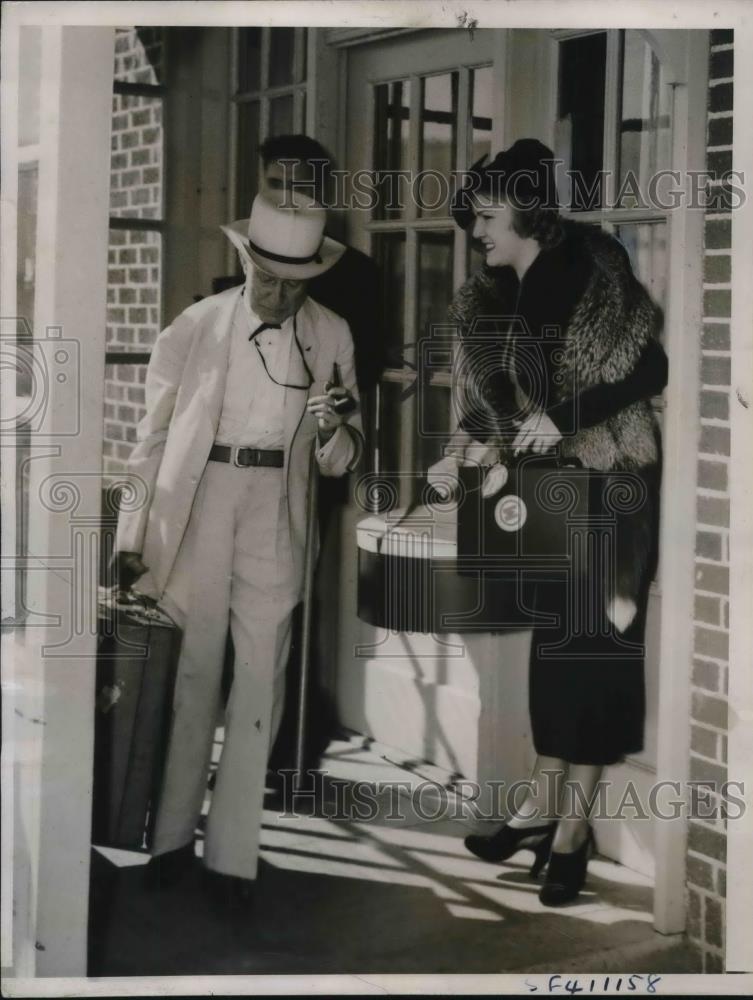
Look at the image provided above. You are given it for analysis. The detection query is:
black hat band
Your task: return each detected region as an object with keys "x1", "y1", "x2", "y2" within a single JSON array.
[{"x1": 246, "y1": 236, "x2": 323, "y2": 265}]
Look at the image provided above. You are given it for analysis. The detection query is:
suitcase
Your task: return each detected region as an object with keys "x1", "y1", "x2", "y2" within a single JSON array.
[
  {"x1": 91, "y1": 589, "x2": 182, "y2": 850},
  {"x1": 356, "y1": 502, "x2": 540, "y2": 634}
]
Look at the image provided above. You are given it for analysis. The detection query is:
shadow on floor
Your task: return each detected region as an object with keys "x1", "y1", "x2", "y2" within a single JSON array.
[{"x1": 88, "y1": 737, "x2": 700, "y2": 977}]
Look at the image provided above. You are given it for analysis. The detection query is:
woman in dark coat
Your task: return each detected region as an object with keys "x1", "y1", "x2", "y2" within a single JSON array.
[{"x1": 446, "y1": 139, "x2": 668, "y2": 905}]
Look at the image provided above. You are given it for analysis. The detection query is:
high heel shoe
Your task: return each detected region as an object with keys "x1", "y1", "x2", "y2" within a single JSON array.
[
  {"x1": 464, "y1": 821, "x2": 556, "y2": 875},
  {"x1": 539, "y1": 827, "x2": 595, "y2": 906}
]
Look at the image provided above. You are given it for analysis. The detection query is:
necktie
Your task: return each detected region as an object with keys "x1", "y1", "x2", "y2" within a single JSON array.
[{"x1": 249, "y1": 321, "x2": 281, "y2": 342}]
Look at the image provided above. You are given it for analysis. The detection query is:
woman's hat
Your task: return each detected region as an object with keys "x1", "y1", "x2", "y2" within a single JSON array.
[
  {"x1": 221, "y1": 192, "x2": 346, "y2": 279},
  {"x1": 451, "y1": 138, "x2": 560, "y2": 230}
]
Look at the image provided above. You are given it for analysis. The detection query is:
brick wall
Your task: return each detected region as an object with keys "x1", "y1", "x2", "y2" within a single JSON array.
[
  {"x1": 104, "y1": 28, "x2": 164, "y2": 477},
  {"x1": 686, "y1": 28, "x2": 733, "y2": 973}
]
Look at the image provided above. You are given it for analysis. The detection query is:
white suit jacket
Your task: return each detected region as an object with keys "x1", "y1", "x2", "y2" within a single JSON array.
[{"x1": 116, "y1": 284, "x2": 363, "y2": 597}]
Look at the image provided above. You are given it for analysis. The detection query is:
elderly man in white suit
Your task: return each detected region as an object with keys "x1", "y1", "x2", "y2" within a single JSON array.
[{"x1": 113, "y1": 192, "x2": 363, "y2": 902}]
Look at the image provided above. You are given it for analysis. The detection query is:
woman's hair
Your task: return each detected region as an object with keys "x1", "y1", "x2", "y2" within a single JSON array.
[{"x1": 500, "y1": 193, "x2": 564, "y2": 251}]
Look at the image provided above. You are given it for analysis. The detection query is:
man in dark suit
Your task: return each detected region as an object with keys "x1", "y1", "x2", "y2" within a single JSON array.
[{"x1": 256, "y1": 136, "x2": 384, "y2": 775}]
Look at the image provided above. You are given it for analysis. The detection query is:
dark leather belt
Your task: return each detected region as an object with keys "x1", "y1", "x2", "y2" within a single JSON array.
[{"x1": 209, "y1": 444, "x2": 284, "y2": 468}]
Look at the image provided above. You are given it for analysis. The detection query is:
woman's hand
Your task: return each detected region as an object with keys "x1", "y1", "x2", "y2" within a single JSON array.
[
  {"x1": 307, "y1": 391, "x2": 346, "y2": 442},
  {"x1": 512, "y1": 411, "x2": 563, "y2": 455}
]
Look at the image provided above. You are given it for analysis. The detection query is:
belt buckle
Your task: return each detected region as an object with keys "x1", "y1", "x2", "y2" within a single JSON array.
[{"x1": 232, "y1": 446, "x2": 249, "y2": 467}]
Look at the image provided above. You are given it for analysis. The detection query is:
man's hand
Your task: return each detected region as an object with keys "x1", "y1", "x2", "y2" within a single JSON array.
[
  {"x1": 307, "y1": 388, "x2": 350, "y2": 443},
  {"x1": 109, "y1": 551, "x2": 148, "y2": 591},
  {"x1": 512, "y1": 411, "x2": 563, "y2": 455}
]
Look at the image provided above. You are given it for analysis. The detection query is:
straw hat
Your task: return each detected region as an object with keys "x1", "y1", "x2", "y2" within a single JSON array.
[{"x1": 221, "y1": 192, "x2": 346, "y2": 279}]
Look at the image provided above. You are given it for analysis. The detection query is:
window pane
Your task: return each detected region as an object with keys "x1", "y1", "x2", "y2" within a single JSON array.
[
  {"x1": 557, "y1": 32, "x2": 607, "y2": 211},
  {"x1": 374, "y1": 80, "x2": 411, "y2": 220},
  {"x1": 103, "y1": 363, "x2": 147, "y2": 477},
  {"x1": 374, "y1": 233, "x2": 406, "y2": 365},
  {"x1": 419, "y1": 72, "x2": 458, "y2": 217},
  {"x1": 269, "y1": 27, "x2": 296, "y2": 87},
  {"x1": 417, "y1": 384, "x2": 452, "y2": 477},
  {"x1": 614, "y1": 222, "x2": 667, "y2": 318},
  {"x1": 299, "y1": 28, "x2": 308, "y2": 84},
  {"x1": 107, "y1": 229, "x2": 162, "y2": 351},
  {"x1": 19, "y1": 26, "x2": 41, "y2": 146},
  {"x1": 617, "y1": 31, "x2": 672, "y2": 209},
  {"x1": 417, "y1": 231, "x2": 454, "y2": 350},
  {"x1": 237, "y1": 100, "x2": 260, "y2": 218},
  {"x1": 238, "y1": 27, "x2": 262, "y2": 92},
  {"x1": 16, "y1": 165, "x2": 38, "y2": 394},
  {"x1": 269, "y1": 94, "x2": 294, "y2": 137},
  {"x1": 377, "y1": 380, "x2": 409, "y2": 503},
  {"x1": 470, "y1": 65, "x2": 493, "y2": 166},
  {"x1": 15, "y1": 422, "x2": 31, "y2": 612},
  {"x1": 110, "y1": 94, "x2": 163, "y2": 220},
  {"x1": 114, "y1": 27, "x2": 163, "y2": 86}
]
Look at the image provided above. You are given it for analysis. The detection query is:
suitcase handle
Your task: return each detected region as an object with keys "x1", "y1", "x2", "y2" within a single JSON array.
[{"x1": 98, "y1": 585, "x2": 175, "y2": 625}]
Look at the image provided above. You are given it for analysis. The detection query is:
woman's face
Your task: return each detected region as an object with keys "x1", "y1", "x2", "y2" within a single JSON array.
[{"x1": 471, "y1": 198, "x2": 527, "y2": 269}]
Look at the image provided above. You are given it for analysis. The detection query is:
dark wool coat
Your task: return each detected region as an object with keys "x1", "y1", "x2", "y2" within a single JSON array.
[{"x1": 447, "y1": 219, "x2": 665, "y2": 605}]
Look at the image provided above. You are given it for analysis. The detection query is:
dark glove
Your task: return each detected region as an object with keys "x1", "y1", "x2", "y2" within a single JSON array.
[{"x1": 109, "y1": 551, "x2": 148, "y2": 592}]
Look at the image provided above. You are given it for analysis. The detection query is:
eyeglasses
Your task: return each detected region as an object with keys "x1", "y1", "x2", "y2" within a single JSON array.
[
  {"x1": 252, "y1": 316, "x2": 314, "y2": 391},
  {"x1": 252, "y1": 266, "x2": 307, "y2": 294}
]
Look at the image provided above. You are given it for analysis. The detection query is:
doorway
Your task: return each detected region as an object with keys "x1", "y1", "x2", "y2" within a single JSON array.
[{"x1": 334, "y1": 25, "x2": 693, "y2": 899}]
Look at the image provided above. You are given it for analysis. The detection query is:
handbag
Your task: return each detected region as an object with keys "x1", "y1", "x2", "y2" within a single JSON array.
[{"x1": 456, "y1": 453, "x2": 592, "y2": 580}]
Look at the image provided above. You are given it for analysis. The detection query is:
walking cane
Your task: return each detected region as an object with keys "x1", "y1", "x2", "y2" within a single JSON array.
[{"x1": 294, "y1": 438, "x2": 319, "y2": 788}]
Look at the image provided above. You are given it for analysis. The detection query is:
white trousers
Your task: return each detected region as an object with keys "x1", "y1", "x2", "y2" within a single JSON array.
[{"x1": 149, "y1": 459, "x2": 299, "y2": 879}]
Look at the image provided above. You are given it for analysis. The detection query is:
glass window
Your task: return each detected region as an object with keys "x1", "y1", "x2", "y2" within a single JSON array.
[
  {"x1": 269, "y1": 94, "x2": 294, "y2": 136},
  {"x1": 234, "y1": 27, "x2": 310, "y2": 252},
  {"x1": 419, "y1": 72, "x2": 458, "y2": 217},
  {"x1": 377, "y1": 380, "x2": 410, "y2": 502},
  {"x1": 470, "y1": 65, "x2": 493, "y2": 165},
  {"x1": 16, "y1": 165, "x2": 38, "y2": 394},
  {"x1": 269, "y1": 27, "x2": 296, "y2": 87},
  {"x1": 374, "y1": 80, "x2": 411, "y2": 220},
  {"x1": 18, "y1": 26, "x2": 41, "y2": 146},
  {"x1": 417, "y1": 384, "x2": 452, "y2": 477},
  {"x1": 614, "y1": 221, "x2": 668, "y2": 319},
  {"x1": 557, "y1": 32, "x2": 607, "y2": 211},
  {"x1": 374, "y1": 232, "x2": 406, "y2": 364},
  {"x1": 238, "y1": 27, "x2": 262, "y2": 92},
  {"x1": 417, "y1": 231, "x2": 454, "y2": 347},
  {"x1": 237, "y1": 100, "x2": 261, "y2": 217},
  {"x1": 617, "y1": 31, "x2": 672, "y2": 209}
]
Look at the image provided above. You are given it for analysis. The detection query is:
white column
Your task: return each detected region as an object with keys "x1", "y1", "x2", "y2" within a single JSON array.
[{"x1": 7, "y1": 24, "x2": 114, "y2": 977}]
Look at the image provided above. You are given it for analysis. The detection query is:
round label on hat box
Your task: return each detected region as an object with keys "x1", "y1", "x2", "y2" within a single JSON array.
[{"x1": 494, "y1": 494, "x2": 527, "y2": 532}]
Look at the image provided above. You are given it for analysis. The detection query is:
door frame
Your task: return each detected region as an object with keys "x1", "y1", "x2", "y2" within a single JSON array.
[{"x1": 639, "y1": 28, "x2": 709, "y2": 935}]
